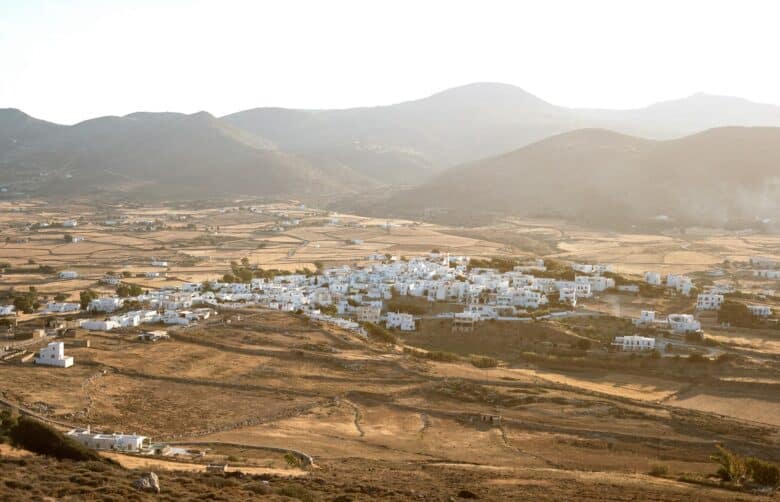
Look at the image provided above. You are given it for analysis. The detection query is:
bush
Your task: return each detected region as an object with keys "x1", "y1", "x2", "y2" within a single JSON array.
[
  {"x1": 79, "y1": 289, "x2": 98, "y2": 309},
  {"x1": 363, "y1": 323, "x2": 397, "y2": 344},
  {"x1": 276, "y1": 484, "x2": 314, "y2": 502},
  {"x1": 648, "y1": 464, "x2": 668, "y2": 477},
  {"x1": 575, "y1": 338, "x2": 592, "y2": 351},
  {"x1": 8, "y1": 416, "x2": 102, "y2": 462},
  {"x1": 710, "y1": 445, "x2": 747, "y2": 483},
  {"x1": 746, "y1": 457, "x2": 780, "y2": 487},
  {"x1": 684, "y1": 331, "x2": 704, "y2": 343},
  {"x1": 470, "y1": 356, "x2": 498, "y2": 368}
]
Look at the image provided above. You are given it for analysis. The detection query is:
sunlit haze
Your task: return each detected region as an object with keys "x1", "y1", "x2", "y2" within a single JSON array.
[{"x1": 2, "y1": 0, "x2": 780, "y2": 124}]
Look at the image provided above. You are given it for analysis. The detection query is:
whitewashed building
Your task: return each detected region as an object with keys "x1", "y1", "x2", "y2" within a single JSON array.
[
  {"x1": 386, "y1": 312, "x2": 415, "y2": 331},
  {"x1": 356, "y1": 305, "x2": 381, "y2": 323},
  {"x1": 748, "y1": 305, "x2": 772, "y2": 317},
  {"x1": 44, "y1": 302, "x2": 80, "y2": 313},
  {"x1": 35, "y1": 342, "x2": 74, "y2": 368},
  {"x1": 697, "y1": 293, "x2": 724, "y2": 310},
  {"x1": 88, "y1": 297, "x2": 124, "y2": 313},
  {"x1": 634, "y1": 310, "x2": 656, "y2": 326},
  {"x1": 58, "y1": 270, "x2": 79, "y2": 279},
  {"x1": 558, "y1": 288, "x2": 577, "y2": 307},
  {"x1": 66, "y1": 427, "x2": 149, "y2": 451},
  {"x1": 644, "y1": 271, "x2": 662, "y2": 286},
  {"x1": 667, "y1": 314, "x2": 701, "y2": 333},
  {"x1": 612, "y1": 335, "x2": 656, "y2": 351}
]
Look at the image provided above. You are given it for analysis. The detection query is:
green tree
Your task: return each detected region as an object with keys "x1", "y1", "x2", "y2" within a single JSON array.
[{"x1": 79, "y1": 289, "x2": 98, "y2": 309}]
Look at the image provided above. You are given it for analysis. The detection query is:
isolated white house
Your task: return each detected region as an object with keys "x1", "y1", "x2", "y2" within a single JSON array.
[
  {"x1": 612, "y1": 335, "x2": 656, "y2": 351},
  {"x1": 0, "y1": 305, "x2": 15, "y2": 316},
  {"x1": 58, "y1": 270, "x2": 79, "y2": 280},
  {"x1": 62, "y1": 220, "x2": 78, "y2": 228},
  {"x1": 66, "y1": 427, "x2": 149, "y2": 451},
  {"x1": 35, "y1": 342, "x2": 74, "y2": 368}
]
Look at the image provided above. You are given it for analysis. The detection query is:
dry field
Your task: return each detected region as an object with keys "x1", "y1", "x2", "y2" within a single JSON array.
[
  {"x1": 1, "y1": 202, "x2": 780, "y2": 499},
  {"x1": 1, "y1": 308, "x2": 778, "y2": 500}
]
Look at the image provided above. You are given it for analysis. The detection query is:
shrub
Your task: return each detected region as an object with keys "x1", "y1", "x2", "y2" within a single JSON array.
[
  {"x1": 710, "y1": 445, "x2": 747, "y2": 483},
  {"x1": 363, "y1": 323, "x2": 397, "y2": 344},
  {"x1": 8, "y1": 416, "x2": 102, "y2": 462},
  {"x1": 284, "y1": 452, "x2": 302, "y2": 467},
  {"x1": 470, "y1": 356, "x2": 498, "y2": 368},
  {"x1": 648, "y1": 464, "x2": 668, "y2": 477},
  {"x1": 276, "y1": 484, "x2": 314, "y2": 502},
  {"x1": 746, "y1": 457, "x2": 780, "y2": 487},
  {"x1": 575, "y1": 338, "x2": 592, "y2": 351},
  {"x1": 79, "y1": 289, "x2": 98, "y2": 309}
]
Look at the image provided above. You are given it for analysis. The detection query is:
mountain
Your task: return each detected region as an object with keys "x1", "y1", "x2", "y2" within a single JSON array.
[
  {"x1": 378, "y1": 127, "x2": 780, "y2": 227},
  {"x1": 0, "y1": 109, "x2": 377, "y2": 200},
  {"x1": 222, "y1": 83, "x2": 573, "y2": 183},
  {"x1": 223, "y1": 84, "x2": 780, "y2": 186},
  {"x1": 4, "y1": 84, "x2": 780, "y2": 211}
]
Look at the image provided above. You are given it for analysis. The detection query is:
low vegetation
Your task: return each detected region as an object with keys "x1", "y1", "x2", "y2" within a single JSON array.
[{"x1": 0, "y1": 412, "x2": 101, "y2": 462}]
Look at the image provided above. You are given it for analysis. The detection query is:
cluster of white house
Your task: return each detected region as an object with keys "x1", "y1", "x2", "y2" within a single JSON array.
[
  {"x1": 55, "y1": 255, "x2": 619, "y2": 335},
  {"x1": 643, "y1": 271, "x2": 695, "y2": 296}
]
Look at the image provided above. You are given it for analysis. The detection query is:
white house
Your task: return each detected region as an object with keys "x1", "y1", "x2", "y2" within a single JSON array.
[
  {"x1": 62, "y1": 219, "x2": 78, "y2": 228},
  {"x1": 753, "y1": 270, "x2": 780, "y2": 279},
  {"x1": 66, "y1": 427, "x2": 149, "y2": 451},
  {"x1": 58, "y1": 270, "x2": 79, "y2": 280},
  {"x1": 696, "y1": 293, "x2": 724, "y2": 310},
  {"x1": 748, "y1": 305, "x2": 772, "y2": 317},
  {"x1": 0, "y1": 305, "x2": 15, "y2": 316},
  {"x1": 667, "y1": 314, "x2": 701, "y2": 334},
  {"x1": 35, "y1": 342, "x2": 74, "y2": 368},
  {"x1": 612, "y1": 335, "x2": 656, "y2": 351},
  {"x1": 356, "y1": 305, "x2": 381, "y2": 323},
  {"x1": 634, "y1": 310, "x2": 656, "y2": 326},
  {"x1": 89, "y1": 297, "x2": 124, "y2": 313},
  {"x1": 558, "y1": 288, "x2": 577, "y2": 307},
  {"x1": 151, "y1": 260, "x2": 168, "y2": 267},
  {"x1": 386, "y1": 312, "x2": 415, "y2": 331},
  {"x1": 750, "y1": 256, "x2": 776, "y2": 268},
  {"x1": 44, "y1": 302, "x2": 80, "y2": 313},
  {"x1": 644, "y1": 271, "x2": 662, "y2": 286},
  {"x1": 81, "y1": 319, "x2": 120, "y2": 331}
]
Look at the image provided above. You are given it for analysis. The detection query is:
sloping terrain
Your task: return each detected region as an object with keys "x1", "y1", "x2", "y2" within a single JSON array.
[
  {"x1": 0, "y1": 109, "x2": 376, "y2": 200},
  {"x1": 379, "y1": 127, "x2": 780, "y2": 227}
]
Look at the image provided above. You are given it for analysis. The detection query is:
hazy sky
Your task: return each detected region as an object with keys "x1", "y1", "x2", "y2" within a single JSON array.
[{"x1": 2, "y1": 0, "x2": 780, "y2": 124}]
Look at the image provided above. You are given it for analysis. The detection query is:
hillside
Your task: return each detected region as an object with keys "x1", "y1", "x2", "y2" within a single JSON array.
[
  {"x1": 0, "y1": 110, "x2": 377, "y2": 200},
  {"x1": 223, "y1": 84, "x2": 780, "y2": 183},
  {"x1": 4, "y1": 84, "x2": 780, "y2": 209},
  {"x1": 378, "y1": 127, "x2": 780, "y2": 227}
]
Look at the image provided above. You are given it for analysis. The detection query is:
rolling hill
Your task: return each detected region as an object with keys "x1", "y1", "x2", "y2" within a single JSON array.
[
  {"x1": 3, "y1": 83, "x2": 780, "y2": 219},
  {"x1": 0, "y1": 109, "x2": 378, "y2": 200},
  {"x1": 378, "y1": 127, "x2": 780, "y2": 228}
]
